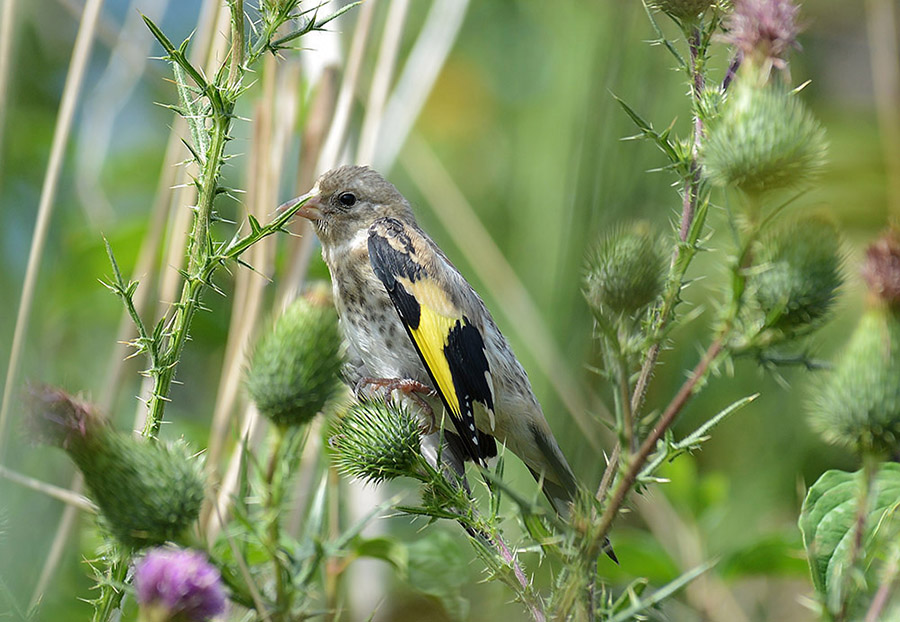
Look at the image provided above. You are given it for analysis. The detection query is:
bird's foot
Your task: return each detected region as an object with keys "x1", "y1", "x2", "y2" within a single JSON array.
[{"x1": 355, "y1": 377, "x2": 438, "y2": 431}]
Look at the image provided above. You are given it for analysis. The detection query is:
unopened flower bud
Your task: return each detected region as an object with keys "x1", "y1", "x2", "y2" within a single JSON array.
[
  {"x1": 751, "y1": 216, "x2": 842, "y2": 329},
  {"x1": 812, "y1": 231, "x2": 900, "y2": 454},
  {"x1": 810, "y1": 303, "x2": 900, "y2": 456},
  {"x1": 583, "y1": 223, "x2": 666, "y2": 320},
  {"x1": 135, "y1": 547, "x2": 226, "y2": 622},
  {"x1": 247, "y1": 293, "x2": 343, "y2": 428},
  {"x1": 702, "y1": 79, "x2": 827, "y2": 196},
  {"x1": 330, "y1": 400, "x2": 423, "y2": 484},
  {"x1": 25, "y1": 387, "x2": 205, "y2": 547},
  {"x1": 79, "y1": 436, "x2": 205, "y2": 547},
  {"x1": 648, "y1": 0, "x2": 714, "y2": 20}
]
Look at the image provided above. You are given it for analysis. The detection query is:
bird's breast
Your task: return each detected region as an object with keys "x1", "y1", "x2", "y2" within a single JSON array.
[{"x1": 324, "y1": 241, "x2": 426, "y2": 382}]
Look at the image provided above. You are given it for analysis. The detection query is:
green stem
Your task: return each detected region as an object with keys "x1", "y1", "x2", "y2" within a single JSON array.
[
  {"x1": 143, "y1": 111, "x2": 232, "y2": 438},
  {"x1": 617, "y1": 346, "x2": 634, "y2": 453},
  {"x1": 837, "y1": 454, "x2": 881, "y2": 622},
  {"x1": 628, "y1": 22, "x2": 710, "y2": 419},
  {"x1": 91, "y1": 550, "x2": 130, "y2": 622},
  {"x1": 228, "y1": 0, "x2": 245, "y2": 89},
  {"x1": 266, "y1": 426, "x2": 289, "y2": 620},
  {"x1": 590, "y1": 333, "x2": 725, "y2": 559}
]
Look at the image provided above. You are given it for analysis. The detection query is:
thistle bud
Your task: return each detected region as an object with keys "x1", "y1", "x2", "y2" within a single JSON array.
[
  {"x1": 583, "y1": 223, "x2": 666, "y2": 320},
  {"x1": 810, "y1": 232, "x2": 900, "y2": 456},
  {"x1": 246, "y1": 293, "x2": 343, "y2": 428},
  {"x1": 751, "y1": 216, "x2": 842, "y2": 329},
  {"x1": 701, "y1": 79, "x2": 827, "y2": 196},
  {"x1": 135, "y1": 547, "x2": 226, "y2": 622},
  {"x1": 25, "y1": 387, "x2": 205, "y2": 547},
  {"x1": 647, "y1": 0, "x2": 714, "y2": 20},
  {"x1": 329, "y1": 400, "x2": 423, "y2": 484}
]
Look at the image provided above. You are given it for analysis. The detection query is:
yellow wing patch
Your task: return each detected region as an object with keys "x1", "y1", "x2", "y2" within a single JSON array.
[
  {"x1": 398, "y1": 276, "x2": 458, "y2": 318},
  {"x1": 401, "y1": 284, "x2": 463, "y2": 418}
]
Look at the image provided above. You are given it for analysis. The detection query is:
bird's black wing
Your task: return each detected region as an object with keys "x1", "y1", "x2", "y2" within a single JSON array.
[{"x1": 367, "y1": 217, "x2": 497, "y2": 463}]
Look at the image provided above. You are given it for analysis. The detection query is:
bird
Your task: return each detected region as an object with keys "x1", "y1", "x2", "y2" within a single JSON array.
[{"x1": 282, "y1": 165, "x2": 596, "y2": 531}]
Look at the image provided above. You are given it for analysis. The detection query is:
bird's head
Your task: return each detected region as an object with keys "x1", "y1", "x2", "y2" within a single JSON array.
[{"x1": 282, "y1": 165, "x2": 414, "y2": 246}]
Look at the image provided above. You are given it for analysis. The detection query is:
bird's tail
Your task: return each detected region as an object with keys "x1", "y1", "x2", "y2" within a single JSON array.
[{"x1": 527, "y1": 427, "x2": 618, "y2": 563}]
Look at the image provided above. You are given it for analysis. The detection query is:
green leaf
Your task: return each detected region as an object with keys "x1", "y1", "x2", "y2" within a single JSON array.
[
  {"x1": 799, "y1": 463, "x2": 900, "y2": 598},
  {"x1": 352, "y1": 536, "x2": 409, "y2": 577},
  {"x1": 248, "y1": 214, "x2": 262, "y2": 235},
  {"x1": 612, "y1": 94, "x2": 681, "y2": 166},
  {"x1": 406, "y1": 529, "x2": 470, "y2": 621},
  {"x1": 719, "y1": 531, "x2": 809, "y2": 579},
  {"x1": 607, "y1": 561, "x2": 714, "y2": 622}
]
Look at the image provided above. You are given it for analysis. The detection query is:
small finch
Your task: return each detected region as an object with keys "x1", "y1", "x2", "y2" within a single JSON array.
[{"x1": 283, "y1": 166, "x2": 612, "y2": 556}]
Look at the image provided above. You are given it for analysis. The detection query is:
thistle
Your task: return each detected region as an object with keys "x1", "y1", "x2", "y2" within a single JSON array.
[
  {"x1": 810, "y1": 231, "x2": 900, "y2": 456},
  {"x1": 721, "y1": 0, "x2": 801, "y2": 73},
  {"x1": 246, "y1": 290, "x2": 344, "y2": 428},
  {"x1": 329, "y1": 400, "x2": 424, "y2": 484},
  {"x1": 750, "y1": 216, "x2": 843, "y2": 330},
  {"x1": 583, "y1": 223, "x2": 667, "y2": 322},
  {"x1": 135, "y1": 547, "x2": 226, "y2": 622},
  {"x1": 26, "y1": 387, "x2": 205, "y2": 548},
  {"x1": 701, "y1": 79, "x2": 827, "y2": 197},
  {"x1": 647, "y1": 0, "x2": 715, "y2": 20}
]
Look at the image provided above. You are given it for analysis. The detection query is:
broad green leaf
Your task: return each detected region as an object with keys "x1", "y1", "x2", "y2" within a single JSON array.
[
  {"x1": 799, "y1": 463, "x2": 900, "y2": 599},
  {"x1": 353, "y1": 536, "x2": 409, "y2": 577},
  {"x1": 719, "y1": 531, "x2": 809, "y2": 579},
  {"x1": 406, "y1": 529, "x2": 470, "y2": 621}
]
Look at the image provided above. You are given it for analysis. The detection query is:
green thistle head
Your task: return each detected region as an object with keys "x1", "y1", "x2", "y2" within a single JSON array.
[
  {"x1": 25, "y1": 387, "x2": 205, "y2": 548},
  {"x1": 810, "y1": 231, "x2": 900, "y2": 456},
  {"x1": 584, "y1": 222, "x2": 667, "y2": 321},
  {"x1": 810, "y1": 306, "x2": 900, "y2": 456},
  {"x1": 702, "y1": 79, "x2": 827, "y2": 197},
  {"x1": 78, "y1": 436, "x2": 205, "y2": 548},
  {"x1": 647, "y1": 0, "x2": 714, "y2": 20},
  {"x1": 329, "y1": 400, "x2": 423, "y2": 484},
  {"x1": 247, "y1": 291, "x2": 344, "y2": 428},
  {"x1": 751, "y1": 216, "x2": 843, "y2": 329}
]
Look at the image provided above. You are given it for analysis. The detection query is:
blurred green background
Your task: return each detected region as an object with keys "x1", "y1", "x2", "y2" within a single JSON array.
[{"x1": 0, "y1": 0, "x2": 895, "y2": 619}]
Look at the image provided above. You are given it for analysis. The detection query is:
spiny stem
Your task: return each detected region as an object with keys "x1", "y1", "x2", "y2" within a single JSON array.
[
  {"x1": 143, "y1": 109, "x2": 231, "y2": 438},
  {"x1": 590, "y1": 334, "x2": 725, "y2": 558},
  {"x1": 617, "y1": 349, "x2": 634, "y2": 453},
  {"x1": 90, "y1": 550, "x2": 129, "y2": 622},
  {"x1": 491, "y1": 531, "x2": 545, "y2": 622},
  {"x1": 228, "y1": 0, "x2": 245, "y2": 89},
  {"x1": 865, "y1": 543, "x2": 900, "y2": 622},
  {"x1": 265, "y1": 426, "x2": 289, "y2": 620},
  {"x1": 628, "y1": 19, "x2": 710, "y2": 421},
  {"x1": 837, "y1": 455, "x2": 880, "y2": 622}
]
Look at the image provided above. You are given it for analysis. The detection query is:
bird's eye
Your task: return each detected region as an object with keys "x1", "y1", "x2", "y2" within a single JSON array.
[{"x1": 338, "y1": 192, "x2": 357, "y2": 207}]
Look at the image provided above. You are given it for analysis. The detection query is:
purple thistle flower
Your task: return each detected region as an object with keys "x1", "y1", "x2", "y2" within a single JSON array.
[
  {"x1": 863, "y1": 229, "x2": 900, "y2": 305},
  {"x1": 722, "y1": 0, "x2": 801, "y2": 68},
  {"x1": 135, "y1": 548, "x2": 226, "y2": 622},
  {"x1": 24, "y1": 385, "x2": 103, "y2": 449}
]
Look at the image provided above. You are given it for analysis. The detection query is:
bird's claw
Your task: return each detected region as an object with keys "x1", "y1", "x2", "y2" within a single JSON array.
[{"x1": 355, "y1": 377, "x2": 438, "y2": 432}]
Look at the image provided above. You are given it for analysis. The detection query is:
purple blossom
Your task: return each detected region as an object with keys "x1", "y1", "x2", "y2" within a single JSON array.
[
  {"x1": 863, "y1": 230, "x2": 900, "y2": 304},
  {"x1": 722, "y1": 0, "x2": 801, "y2": 67},
  {"x1": 135, "y1": 548, "x2": 226, "y2": 622},
  {"x1": 24, "y1": 385, "x2": 102, "y2": 449}
]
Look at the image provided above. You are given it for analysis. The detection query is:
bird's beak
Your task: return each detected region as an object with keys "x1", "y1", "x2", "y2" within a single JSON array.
[{"x1": 277, "y1": 186, "x2": 324, "y2": 221}]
